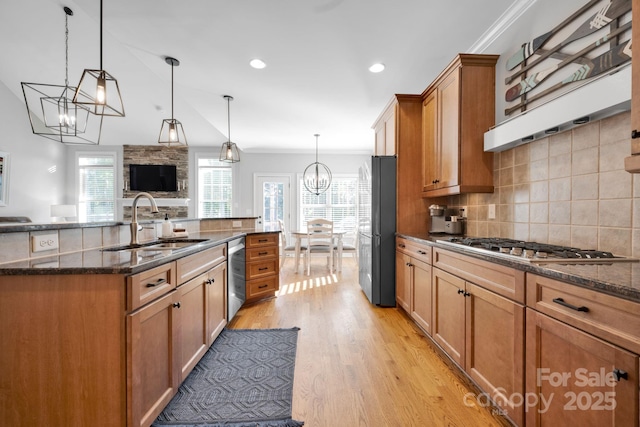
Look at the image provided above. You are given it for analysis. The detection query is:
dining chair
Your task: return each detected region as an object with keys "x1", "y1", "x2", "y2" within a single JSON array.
[
  {"x1": 277, "y1": 219, "x2": 301, "y2": 269},
  {"x1": 305, "y1": 218, "x2": 335, "y2": 276}
]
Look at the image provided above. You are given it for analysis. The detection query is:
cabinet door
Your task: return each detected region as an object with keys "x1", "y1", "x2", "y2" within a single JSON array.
[
  {"x1": 526, "y1": 309, "x2": 639, "y2": 427},
  {"x1": 395, "y1": 250, "x2": 412, "y2": 312},
  {"x1": 177, "y1": 273, "x2": 208, "y2": 381},
  {"x1": 127, "y1": 290, "x2": 181, "y2": 427},
  {"x1": 466, "y1": 283, "x2": 525, "y2": 426},
  {"x1": 438, "y1": 69, "x2": 460, "y2": 189},
  {"x1": 207, "y1": 261, "x2": 227, "y2": 345},
  {"x1": 411, "y1": 258, "x2": 432, "y2": 335},
  {"x1": 432, "y1": 267, "x2": 466, "y2": 366},
  {"x1": 422, "y1": 90, "x2": 438, "y2": 192}
]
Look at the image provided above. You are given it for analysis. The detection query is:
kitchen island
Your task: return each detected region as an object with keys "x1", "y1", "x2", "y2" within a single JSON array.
[
  {"x1": 396, "y1": 233, "x2": 640, "y2": 427},
  {"x1": 0, "y1": 218, "x2": 278, "y2": 427}
]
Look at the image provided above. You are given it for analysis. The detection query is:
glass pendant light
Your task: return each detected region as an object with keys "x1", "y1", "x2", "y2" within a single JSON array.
[
  {"x1": 303, "y1": 134, "x2": 332, "y2": 195},
  {"x1": 21, "y1": 6, "x2": 103, "y2": 144},
  {"x1": 72, "y1": 0, "x2": 124, "y2": 117},
  {"x1": 158, "y1": 57, "x2": 187, "y2": 146},
  {"x1": 219, "y1": 95, "x2": 240, "y2": 163}
]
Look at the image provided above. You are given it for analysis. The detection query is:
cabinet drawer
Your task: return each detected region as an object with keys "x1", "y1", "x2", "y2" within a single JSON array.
[
  {"x1": 176, "y1": 245, "x2": 226, "y2": 285},
  {"x1": 433, "y1": 247, "x2": 525, "y2": 303},
  {"x1": 246, "y1": 246, "x2": 278, "y2": 262},
  {"x1": 127, "y1": 262, "x2": 177, "y2": 312},
  {"x1": 247, "y1": 276, "x2": 278, "y2": 299},
  {"x1": 246, "y1": 233, "x2": 278, "y2": 248},
  {"x1": 396, "y1": 237, "x2": 431, "y2": 264},
  {"x1": 247, "y1": 259, "x2": 278, "y2": 280},
  {"x1": 526, "y1": 273, "x2": 640, "y2": 354}
]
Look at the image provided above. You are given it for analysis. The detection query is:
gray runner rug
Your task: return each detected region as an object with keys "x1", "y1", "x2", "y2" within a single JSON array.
[{"x1": 153, "y1": 327, "x2": 304, "y2": 427}]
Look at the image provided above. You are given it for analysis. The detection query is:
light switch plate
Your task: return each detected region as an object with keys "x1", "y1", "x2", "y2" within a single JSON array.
[
  {"x1": 488, "y1": 204, "x2": 496, "y2": 220},
  {"x1": 32, "y1": 233, "x2": 59, "y2": 252}
]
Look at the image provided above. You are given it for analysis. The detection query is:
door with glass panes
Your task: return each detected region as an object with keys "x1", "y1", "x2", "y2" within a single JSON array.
[{"x1": 253, "y1": 175, "x2": 291, "y2": 234}]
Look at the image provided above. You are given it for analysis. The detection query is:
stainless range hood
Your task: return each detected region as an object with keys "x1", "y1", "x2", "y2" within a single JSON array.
[{"x1": 484, "y1": 64, "x2": 631, "y2": 152}]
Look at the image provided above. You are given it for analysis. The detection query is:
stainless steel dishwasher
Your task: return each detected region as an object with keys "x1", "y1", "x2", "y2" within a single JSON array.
[{"x1": 227, "y1": 237, "x2": 246, "y2": 321}]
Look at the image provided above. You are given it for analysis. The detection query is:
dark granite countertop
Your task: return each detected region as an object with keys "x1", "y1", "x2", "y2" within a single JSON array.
[
  {"x1": 0, "y1": 231, "x2": 249, "y2": 276},
  {"x1": 397, "y1": 233, "x2": 640, "y2": 304}
]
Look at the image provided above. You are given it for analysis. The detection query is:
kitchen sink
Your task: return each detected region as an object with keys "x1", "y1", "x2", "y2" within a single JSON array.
[{"x1": 102, "y1": 238, "x2": 209, "y2": 252}]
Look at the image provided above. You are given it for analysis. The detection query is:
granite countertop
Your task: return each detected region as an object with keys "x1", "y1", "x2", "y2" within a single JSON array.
[
  {"x1": 397, "y1": 233, "x2": 640, "y2": 304},
  {"x1": 0, "y1": 230, "x2": 249, "y2": 276}
]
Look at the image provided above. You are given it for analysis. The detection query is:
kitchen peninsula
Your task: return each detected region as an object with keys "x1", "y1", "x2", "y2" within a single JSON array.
[{"x1": 0, "y1": 217, "x2": 278, "y2": 427}]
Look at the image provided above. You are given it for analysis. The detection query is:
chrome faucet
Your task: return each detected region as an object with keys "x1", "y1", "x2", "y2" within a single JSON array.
[{"x1": 130, "y1": 192, "x2": 159, "y2": 245}]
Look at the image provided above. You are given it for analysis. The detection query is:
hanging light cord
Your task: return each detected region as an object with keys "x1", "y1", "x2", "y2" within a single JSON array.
[
  {"x1": 64, "y1": 9, "x2": 69, "y2": 88},
  {"x1": 171, "y1": 62, "x2": 174, "y2": 120},
  {"x1": 99, "y1": 0, "x2": 103, "y2": 70},
  {"x1": 227, "y1": 96, "x2": 231, "y2": 143},
  {"x1": 314, "y1": 134, "x2": 319, "y2": 163}
]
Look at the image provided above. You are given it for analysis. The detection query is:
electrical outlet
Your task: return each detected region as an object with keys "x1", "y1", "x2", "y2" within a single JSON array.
[
  {"x1": 232, "y1": 220, "x2": 242, "y2": 228},
  {"x1": 460, "y1": 206, "x2": 468, "y2": 218},
  {"x1": 488, "y1": 204, "x2": 496, "y2": 220},
  {"x1": 32, "y1": 233, "x2": 59, "y2": 252}
]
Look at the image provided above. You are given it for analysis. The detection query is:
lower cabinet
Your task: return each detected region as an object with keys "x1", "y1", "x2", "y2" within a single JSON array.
[
  {"x1": 431, "y1": 248, "x2": 525, "y2": 426},
  {"x1": 525, "y1": 309, "x2": 638, "y2": 426},
  {"x1": 396, "y1": 237, "x2": 432, "y2": 333},
  {"x1": 245, "y1": 232, "x2": 280, "y2": 302},
  {"x1": 127, "y1": 244, "x2": 228, "y2": 427}
]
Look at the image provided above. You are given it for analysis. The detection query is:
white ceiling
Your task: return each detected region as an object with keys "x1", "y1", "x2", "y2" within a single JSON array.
[{"x1": 0, "y1": 0, "x2": 517, "y2": 154}]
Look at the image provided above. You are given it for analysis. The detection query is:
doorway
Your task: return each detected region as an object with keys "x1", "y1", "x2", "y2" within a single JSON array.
[{"x1": 253, "y1": 174, "x2": 291, "y2": 233}]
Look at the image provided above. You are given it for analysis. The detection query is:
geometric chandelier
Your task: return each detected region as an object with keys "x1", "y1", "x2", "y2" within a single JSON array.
[
  {"x1": 21, "y1": 6, "x2": 103, "y2": 145},
  {"x1": 303, "y1": 133, "x2": 332, "y2": 195},
  {"x1": 158, "y1": 56, "x2": 187, "y2": 147}
]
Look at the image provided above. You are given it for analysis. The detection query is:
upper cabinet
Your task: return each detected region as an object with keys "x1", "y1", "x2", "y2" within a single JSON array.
[
  {"x1": 373, "y1": 94, "x2": 428, "y2": 234},
  {"x1": 625, "y1": 0, "x2": 640, "y2": 172},
  {"x1": 421, "y1": 54, "x2": 499, "y2": 197}
]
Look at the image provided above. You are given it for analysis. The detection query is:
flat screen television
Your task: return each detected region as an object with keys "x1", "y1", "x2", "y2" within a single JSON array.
[{"x1": 129, "y1": 164, "x2": 177, "y2": 191}]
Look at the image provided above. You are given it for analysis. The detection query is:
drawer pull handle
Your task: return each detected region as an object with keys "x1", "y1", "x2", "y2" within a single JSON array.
[
  {"x1": 613, "y1": 368, "x2": 628, "y2": 381},
  {"x1": 258, "y1": 267, "x2": 269, "y2": 271},
  {"x1": 399, "y1": 244, "x2": 406, "y2": 248},
  {"x1": 173, "y1": 302, "x2": 181, "y2": 309},
  {"x1": 457, "y1": 289, "x2": 464, "y2": 295},
  {"x1": 258, "y1": 239, "x2": 268, "y2": 243},
  {"x1": 258, "y1": 284, "x2": 268, "y2": 289},
  {"x1": 146, "y1": 278, "x2": 166, "y2": 288},
  {"x1": 552, "y1": 297, "x2": 589, "y2": 312},
  {"x1": 463, "y1": 291, "x2": 471, "y2": 297},
  {"x1": 417, "y1": 250, "x2": 427, "y2": 255},
  {"x1": 406, "y1": 262, "x2": 413, "y2": 267},
  {"x1": 258, "y1": 251, "x2": 268, "y2": 255}
]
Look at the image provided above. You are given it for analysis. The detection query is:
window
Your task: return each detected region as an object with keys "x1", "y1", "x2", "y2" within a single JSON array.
[
  {"x1": 197, "y1": 158, "x2": 232, "y2": 218},
  {"x1": 298, "y1": 174, "x2": 357, "y2": 233},
  {"x1": 78, "y1": 153, "x2": 116, "y2": 222}
]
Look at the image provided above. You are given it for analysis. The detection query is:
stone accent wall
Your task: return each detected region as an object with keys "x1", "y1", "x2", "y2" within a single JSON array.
[{"x1": 123, "y1": 145, "x2": 189, "y2": 220}]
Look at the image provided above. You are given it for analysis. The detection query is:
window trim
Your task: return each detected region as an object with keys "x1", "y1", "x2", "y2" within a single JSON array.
[
  {"x1": 296, "y1": 172, "x2": 358, "y2": 232},
  {"x1": 195, "y1": 153, "x2": 234, "y2": 218},
  {"x1": 75, "y1": 151, "x2": 117, "y2": 222}
]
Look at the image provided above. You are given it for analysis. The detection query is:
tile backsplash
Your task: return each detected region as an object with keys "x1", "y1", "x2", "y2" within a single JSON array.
[{"x1": 447, "y1": 111, "x2": 639, "y2": 257}]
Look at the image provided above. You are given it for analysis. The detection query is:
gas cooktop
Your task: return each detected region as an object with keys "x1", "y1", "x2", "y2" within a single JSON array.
[{"x1": 436, "y1": 237, "x2": 638, "y2": 265}]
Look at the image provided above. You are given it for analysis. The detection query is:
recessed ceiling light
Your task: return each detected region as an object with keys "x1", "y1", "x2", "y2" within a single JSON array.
[
  {"x1": 369, "y1": 63, "x2": 385, "y2": 73},
  {"x1": 250, "y1": 59, "x2": 266, "y2": 69}
]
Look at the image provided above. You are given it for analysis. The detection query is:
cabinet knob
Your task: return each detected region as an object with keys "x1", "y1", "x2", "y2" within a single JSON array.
[
  {"x1": 632, "y1": 130, "x2": 640, "y2": 139},
  {"x1": 173, "y1": 302, "x2": 181, "y2": 309},
  {"x1": 205, "y1": 278, "x2": 214, "y2": 285},
  {"x1": 406, "y1": 262, "x2": 413, "y2": 267},
  {"x1": 613, "y1": 368, "x2": 628, "y2": 381},
  {"x1": 399, "y1": 244, "x2": 406, "y2": 248},
  {"x1": 463, "y1": 291, "x2": 471, "y2": 297},
  {"x1": 457, "y1": 289, "x2": 464, "y2": 295},
  {"x1": 417, "y1": 250, "x2": 427, "y2": 255}
]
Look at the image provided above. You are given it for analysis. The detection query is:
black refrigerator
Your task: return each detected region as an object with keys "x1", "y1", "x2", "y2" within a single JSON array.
[{"x1": 358, "y1": 156, "x2": 396, "y2": 306}]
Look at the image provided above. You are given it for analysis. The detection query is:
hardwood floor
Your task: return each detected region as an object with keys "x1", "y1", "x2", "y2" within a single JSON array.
[{"x1": 229, "y1": 257, "x2": 513, "y2": 427}]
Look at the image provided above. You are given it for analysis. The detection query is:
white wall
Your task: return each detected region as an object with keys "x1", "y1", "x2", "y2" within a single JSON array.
[{"x1": 0, "y1": 80, "x2": 67, "y2": 223}]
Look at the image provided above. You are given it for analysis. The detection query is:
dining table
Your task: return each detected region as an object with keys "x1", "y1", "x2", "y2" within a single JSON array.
[{"x1": 290, "y1": 229, "x2": 346, "y2": 274}]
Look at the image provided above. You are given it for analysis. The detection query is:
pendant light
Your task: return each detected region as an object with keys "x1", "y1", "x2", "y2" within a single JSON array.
[
  {"x1": 303, "y1": 134, "x2": 332, "y2": 195},
  {"x1": 21, "y1": 6, "x2": 103, "y2": 145},
  {"x1": 72, "y1": 0, "x2": 124, "y2": 117},
  {"x1": 158, "y1": 57, "x2": 187, "y2": 146},
  {"x1": 219, "y1": 95, "x2": 240, "y2": 163}
]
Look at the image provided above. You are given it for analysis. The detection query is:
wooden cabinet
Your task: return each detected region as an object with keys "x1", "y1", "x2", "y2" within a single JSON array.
[
  {"x1": 245, "y1": 232, "x2": 280, "y2": 302},
  {"x1": 526, "y1": 309, "x2": 638, "y2": 426},
  {"x1": 421, "y1": 54, "x2": 498, "y2": 197},
  {"x1": 625, "y1": 0, "x2": 640, "y2": 171},
  {"x1": 525, "y1": 273, "x2": 640, "y2": 426},
  {"x1": 127, "y1": 244, "x2": 227, "y2": 427},
  {"x1": 431, "y1": 247, "x2": 525, "y2": 426},
  {"x1": 396, "y1": 237, "x2": 432, "y2": 333},
  {"x1": 373, "y1": 94, "x2": 428, "y2": 234}
]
